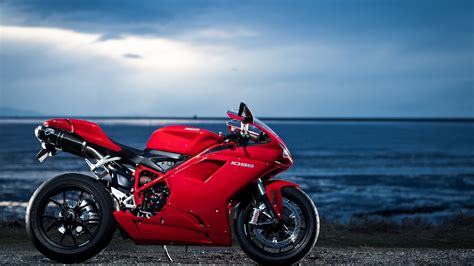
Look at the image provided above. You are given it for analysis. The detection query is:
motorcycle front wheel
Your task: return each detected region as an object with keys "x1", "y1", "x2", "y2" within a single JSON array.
[
  {"x1": 26, "y1": 173, "x2": 116, "y2": 263},
  {"x1": 235, "y1": 186, "x2": 319, "y2": 265}
]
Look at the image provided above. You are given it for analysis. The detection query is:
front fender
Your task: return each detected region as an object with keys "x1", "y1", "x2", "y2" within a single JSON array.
[{"x1": 264, "y1": 180, "x2": 300, "y2": 219}]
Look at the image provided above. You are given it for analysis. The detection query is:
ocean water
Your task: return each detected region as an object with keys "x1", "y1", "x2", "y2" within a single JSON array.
[{"x1": 0, "y1": 119, "x2": 473, "y2": 223}]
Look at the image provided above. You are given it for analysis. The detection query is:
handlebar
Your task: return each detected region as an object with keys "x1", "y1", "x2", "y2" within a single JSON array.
[{"x1": 222, "y1": 131, "x2": 250, "y2": 145}]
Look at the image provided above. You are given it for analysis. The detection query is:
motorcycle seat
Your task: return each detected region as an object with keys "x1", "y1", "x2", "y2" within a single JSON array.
[
  {"x1": 110, "y1": 140, "x2": 186, "y2": 173},
  {"x1": 45, "y1": 118, "x2": 185, "y2": 172},
  {"x1": 113, "y1": 141, "x2": 144, "y2": 155},
  {"x1": 112, "y1": 141, "x2": 183, "y2": 160}
]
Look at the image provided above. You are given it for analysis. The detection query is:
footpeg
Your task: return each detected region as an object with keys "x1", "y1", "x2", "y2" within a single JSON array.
[
  {"x1": 36, "y1": 149, "x2": 49, "y2": 162},
  {"x1": 36, "y1": 143, "x2": 56, "y2": 162}
]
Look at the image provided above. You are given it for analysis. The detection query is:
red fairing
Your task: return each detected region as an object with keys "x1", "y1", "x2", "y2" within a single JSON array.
[
  {"x1": 43, "y1": 118, "x2": 121, "y2": 152},
  {"x1": 43, "y1": 118, "x2": 72, "y2": 132},
  {"x1": 146, "y1": 126, "x2": 222, "y2": 156},
  {"x1": 113, "y1": 207, "x2": 223, "y2": 245},
  {"x1": 115, "y1": 151, "x2": 280, "y2": 245},
  {"x1": 264, "y1": 180, "x2": 300, "y2": 219}
]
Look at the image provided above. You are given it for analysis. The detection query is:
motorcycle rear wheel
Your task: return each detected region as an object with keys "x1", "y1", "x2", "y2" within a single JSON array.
[
  {"x1": 235, "y1": 186, "x2": 319, "y2": 265},
  {"x1": 26, "y1": 173, "x2": 116, "y2": 263}
]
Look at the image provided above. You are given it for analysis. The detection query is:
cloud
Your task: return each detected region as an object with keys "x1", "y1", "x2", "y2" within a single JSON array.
[
  {"x1": 0, "y1": 25, "x2": 265, "y2": 116},
  {"x1": 97, "y1": 33, "x2": 124, "y2": 42},
  {"x1": 0, "y1": 0, "x2": 473, "y2": 118},
  {"x1": 122, "y1": 53, "x2": 142, "y2": 59},
  {"x1": 0, "y1": 25, "x2": 223, "y2": 72},
  {"x1": 190, "y1": 28, "x2": 259, "y2": 40}
]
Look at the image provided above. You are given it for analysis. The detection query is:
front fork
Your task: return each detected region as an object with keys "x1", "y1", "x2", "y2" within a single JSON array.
[{"x1": 254, "y1": 179, "x2": 283, "y2": 223}]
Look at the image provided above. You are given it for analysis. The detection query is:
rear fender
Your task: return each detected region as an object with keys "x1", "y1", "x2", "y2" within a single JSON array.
[{"x1": 264, "y1": 180, "x2": 300, "y2": 219}]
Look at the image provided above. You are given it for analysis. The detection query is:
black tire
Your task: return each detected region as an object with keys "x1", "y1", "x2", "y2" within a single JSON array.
[
  {"x1": 235, "y1": 186, "x2": 319, "y2": 265},
  {"x1": 26, "y1": 173, "x2": 116, "y2": 263}
]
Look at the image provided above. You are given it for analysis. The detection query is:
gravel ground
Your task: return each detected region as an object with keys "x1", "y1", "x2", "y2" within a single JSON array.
[
  {"x1": 1, "y1": 239, "x2": 473, "y2": 264},
  {"x1": 1, "y1": 225, "x2": 473, "y2": 264}
]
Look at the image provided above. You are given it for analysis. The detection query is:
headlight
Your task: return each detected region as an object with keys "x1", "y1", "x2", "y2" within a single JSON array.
[{"x1": 279, "y1": 143, "x2": 292, "y2": 159}]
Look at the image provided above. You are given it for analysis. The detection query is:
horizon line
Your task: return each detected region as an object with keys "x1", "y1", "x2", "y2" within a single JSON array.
[{"x1": 1, "y1": 116, "x2": 473, "y2": 122}]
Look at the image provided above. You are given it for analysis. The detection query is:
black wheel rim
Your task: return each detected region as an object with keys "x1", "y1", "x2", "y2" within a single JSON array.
[
  {"x1": 38, "y1": 187, "x2": 101, "y2": 249},
  {"x1": 245, "y1": 196, "x2": 310, "y2": 255}
]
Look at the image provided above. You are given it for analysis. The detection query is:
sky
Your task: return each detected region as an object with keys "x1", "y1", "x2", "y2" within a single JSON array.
[{"x1": 0, "y1": 0, "x2": 473, "y2": 117}]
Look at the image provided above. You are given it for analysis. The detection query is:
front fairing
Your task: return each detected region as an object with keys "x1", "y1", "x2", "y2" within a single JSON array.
[{"x1": 226, "y1": 110, "x2": 293, "y2": 165}]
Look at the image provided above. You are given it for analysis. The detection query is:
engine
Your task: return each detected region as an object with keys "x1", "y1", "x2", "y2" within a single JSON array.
[
  {"x1": 137, "y1": 171, "x2": 170, "y2": 218},
  {"x1": 142, "y1": 184, "x2": 169, "y2": 215}
]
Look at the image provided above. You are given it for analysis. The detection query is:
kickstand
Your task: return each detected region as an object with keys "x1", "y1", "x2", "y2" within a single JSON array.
[{"x1": 163, "y1": 245, "x2": 173, "y2": 262}]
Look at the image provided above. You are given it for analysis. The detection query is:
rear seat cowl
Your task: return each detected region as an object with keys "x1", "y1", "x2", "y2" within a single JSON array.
[
  {"x1": 44, "y1": 118, "x2": 122, "y2": 152},
  {"x1": 43, "y1": 118, "x2": 72, "y2": 132},
  {"x1": 67, "y1": 119, "x2": 122, "y2": 152}
]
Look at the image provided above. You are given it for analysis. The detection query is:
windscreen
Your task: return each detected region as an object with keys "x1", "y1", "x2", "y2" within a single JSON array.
[{"x1": 227, "y1": 109, "x2": 283, "y2": 143}]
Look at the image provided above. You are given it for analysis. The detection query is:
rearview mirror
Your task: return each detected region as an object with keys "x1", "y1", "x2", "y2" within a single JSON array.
[{"x1": 238, "y1": 102, "x2": 254, "y2": 123}]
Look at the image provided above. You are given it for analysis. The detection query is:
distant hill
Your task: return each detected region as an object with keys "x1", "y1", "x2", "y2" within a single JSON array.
[{"x1": 0, "y1": 107, "x2": 43, "y2": 117}]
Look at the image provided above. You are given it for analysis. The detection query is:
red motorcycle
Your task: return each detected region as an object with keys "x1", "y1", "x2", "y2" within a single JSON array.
[{"x1": 26, "y1": 103, "x2": 319, "y2": 264}]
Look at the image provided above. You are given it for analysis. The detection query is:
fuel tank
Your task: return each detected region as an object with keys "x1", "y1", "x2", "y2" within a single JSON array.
[{"x1": 146, "y1": 126, "x2": 222, "y2": 156}]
